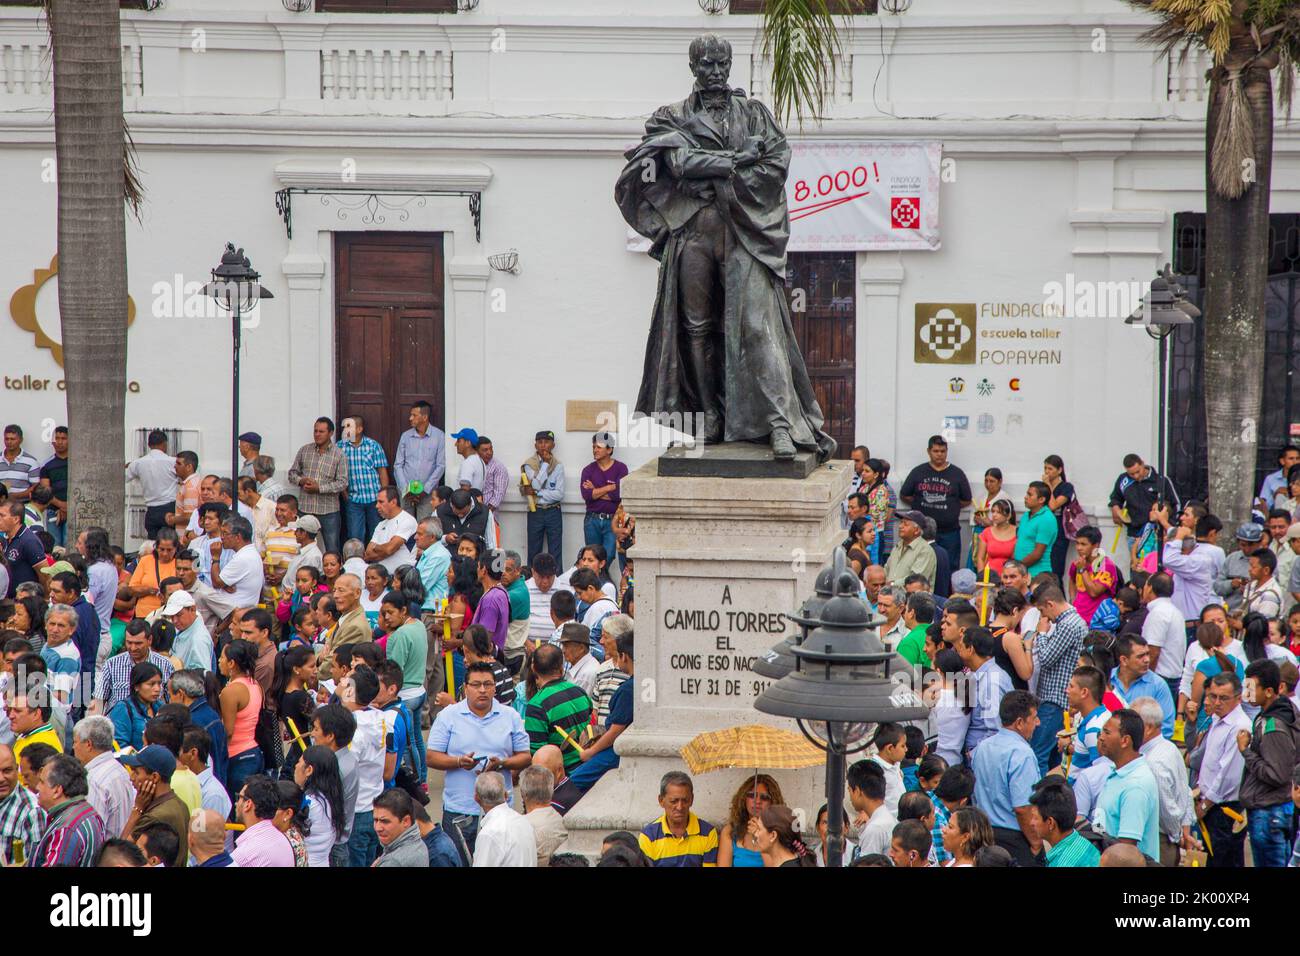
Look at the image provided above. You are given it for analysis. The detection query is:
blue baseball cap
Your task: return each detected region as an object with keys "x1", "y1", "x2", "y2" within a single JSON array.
[
  {"x1": 1236, "y1": 522, "x2": 1265, "y2": 543},
  {"x1": 450, "y1": 428, "x2": 479, "y2": 445},
  {"x1": 118, "y1": 744, "x2": 176, "y2": 782}
]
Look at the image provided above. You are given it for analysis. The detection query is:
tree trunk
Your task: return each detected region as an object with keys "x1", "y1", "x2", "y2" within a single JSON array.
[
  {"x1": 1203, "y1": 39, "x2": 1273, "y2": 532},
  {"x1": 49, "y1": 0, "x2": 129, "y2": 545}
]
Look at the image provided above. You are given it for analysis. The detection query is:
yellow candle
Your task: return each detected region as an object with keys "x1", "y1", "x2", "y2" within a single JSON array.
[
  {"x1": 979, "y1": 563, "x2": 991, "y2": 625},
  {"x1": 286, "y1": 718, "x2": 310, "y2": 754},
  {"x1": 225, "y1": 823, "x2": 246, "y2": 831},
  {"x1": 554, "y1": 724, "x2": 584, "y2": 755},
  {"x1": 445, "y1": 652, "x2": 455, "y2": 697}
]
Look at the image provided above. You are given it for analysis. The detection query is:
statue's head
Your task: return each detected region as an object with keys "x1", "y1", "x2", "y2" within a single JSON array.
[{"x1": 689, "y1": 34, "x2": 732, "y2": 92}]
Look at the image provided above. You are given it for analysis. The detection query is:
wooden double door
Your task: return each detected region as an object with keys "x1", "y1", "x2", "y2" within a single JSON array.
[{"x1": 335, "y1": 232, "x2": 445, "y2": 461}]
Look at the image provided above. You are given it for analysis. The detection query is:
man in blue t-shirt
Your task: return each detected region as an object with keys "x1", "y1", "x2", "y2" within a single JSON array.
[
  {"x1": 567, "y1": 629, "x2": 634, "y2": 799},
  {"x1": 0, "y1": 502, "x2": 46, "y2": 598},
  {"x1": 1014, "y1": 481, "x2": 1058, "y2": 576}
]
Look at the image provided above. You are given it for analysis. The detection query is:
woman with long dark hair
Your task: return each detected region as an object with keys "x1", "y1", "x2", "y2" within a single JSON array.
[
  {"x1": 272, "y1": 644, "x2": 318, "y2": 776},
  {"x1": 843, "y1": 517, "x2": 876, "y2": 578},
  {"x1": 83, "y1": 527, "x2": 117, "y2": 663},
  {"x1": 975, "y1": 498, "x2": 1017, "y2": 577},
  {"x1": 941, "y1": 806, "x2": 995, "y2": 867},
  {"x1": 1187, "y1": 621, "x2": 1245, "y2": 737},
  {"x1": 294, "y1": 744, "x2": 346, "y2": 867},
  {"x1": 860, "y1": 458, "x2": 895, "y2": 563},
  {"x1": 747, "y1": 804, "x2": 817, "y2": 868},
  {"x1": 108, "y1": 661, "x2": 163, "y2": 750},
  {"x1": 444, "y1": 555, "x2": 483, "y2": 696},
  {"x1": 361, "y1": 563, "x2": 391, "y2": 629},
  {"x1": 219, "y1": 638, "x2": 264, "y2": 799},
  {"x1": 127, "y1": 528, "x2": 179, "y2": 619},
  {"x1": 970, "y1": 467, "x2": 1014, "y2": 571},
  {"x1": 8, "y1": 594, "x2": 47, "y2": 655},
  {"x1": 1043, "y1": 455, "x2": 1077, "y2": 580},
  {"x1": 273, "y1": 779, "x2": 310, "y2": 867}
]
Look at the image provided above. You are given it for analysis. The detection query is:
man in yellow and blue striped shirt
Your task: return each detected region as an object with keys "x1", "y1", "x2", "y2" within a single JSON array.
[{"x1": 638, "y1": 771, "x2": 718, "y2": 867}]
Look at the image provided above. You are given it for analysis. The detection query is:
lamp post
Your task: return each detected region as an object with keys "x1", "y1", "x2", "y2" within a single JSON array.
[
  {"x1": 755, "y1": 562, "x2": 927, "y2": 866},
  {"x1": 1125, "y1": 264, "x2": 1199, "y2": 572},
  {"x1": 752, "y1": 551, "x2": 841, "y2": 680},
  {"x1": 203, "y1": 244, "x2": 273, "y2": 482}
]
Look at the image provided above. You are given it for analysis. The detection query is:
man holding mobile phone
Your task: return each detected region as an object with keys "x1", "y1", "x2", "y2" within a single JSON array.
[{"x1": 426, "y1": 660, "x2": 531, "y2": 854}]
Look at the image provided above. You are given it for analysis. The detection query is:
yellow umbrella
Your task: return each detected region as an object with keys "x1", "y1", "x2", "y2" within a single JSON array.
[{"x1": 680, "y1": 724, "x2": 826, "y2": 775}]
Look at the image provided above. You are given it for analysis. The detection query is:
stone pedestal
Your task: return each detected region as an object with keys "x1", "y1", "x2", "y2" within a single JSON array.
[{"x1": 562, "y1": 455, "x2": 852, "y2": 855}]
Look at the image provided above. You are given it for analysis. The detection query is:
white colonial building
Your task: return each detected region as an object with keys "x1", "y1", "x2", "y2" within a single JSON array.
[{"x1": 1, "y1": 0, "x2": 1296, "y2": 550}]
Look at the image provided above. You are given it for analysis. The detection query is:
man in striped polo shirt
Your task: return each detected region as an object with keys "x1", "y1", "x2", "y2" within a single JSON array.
[
  {"x1": 639, "y1": 771, "x2": 719, "y2": 867},
  {"x1": 0, "y1": 425, "x2": 40, "y2": 504},
  {"x1": 523, "y1": 644, "x2": 592, "y2": 774}
]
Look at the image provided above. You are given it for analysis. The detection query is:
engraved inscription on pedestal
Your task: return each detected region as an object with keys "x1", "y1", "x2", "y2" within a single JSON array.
[{"x1": 656, "y1": 576, "x2": 796, "y2": 710}]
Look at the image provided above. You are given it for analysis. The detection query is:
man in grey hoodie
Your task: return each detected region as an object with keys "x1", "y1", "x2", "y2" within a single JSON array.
[{"x1": 372, "y1": 789, "x2": 429, "y2": 867}]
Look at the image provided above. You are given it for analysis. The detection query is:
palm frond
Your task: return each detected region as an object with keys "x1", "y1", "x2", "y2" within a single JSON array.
[{"x1": 760, "y1": 0, "x2": 844, "y2": 127}]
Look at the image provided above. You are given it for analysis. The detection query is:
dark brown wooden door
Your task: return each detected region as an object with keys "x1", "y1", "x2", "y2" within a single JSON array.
[
  {"x1": 335, "y1": 232, "x2": 445, "y2": 462},
  {"x1": 785, "y1": 252, "x2": 856, "y2": 458}
]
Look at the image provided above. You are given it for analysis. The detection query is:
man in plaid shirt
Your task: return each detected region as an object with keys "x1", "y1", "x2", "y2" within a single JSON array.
[
  {"x1": 1029, "y1": 584, "x2": 1088, "y2": 776},
  {"x1": 288, "y1": 416, "x2": 349, "y2": 553},
  {"x1": 338, "y1": 415, "x2": 390, "y2": 546},
  {"x1": 0, "y1": 743, "x2": 45, "y2": 864}
]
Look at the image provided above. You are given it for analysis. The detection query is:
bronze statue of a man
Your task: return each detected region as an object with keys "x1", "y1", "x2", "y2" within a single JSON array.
[{"x1": 616, "y1": 34, "x2": 836, "y2": 462}]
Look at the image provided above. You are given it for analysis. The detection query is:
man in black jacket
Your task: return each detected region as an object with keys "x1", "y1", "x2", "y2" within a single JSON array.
[
  {"x1": 1238, "y1": 660, "x2": 1299, "y2": 867},
  {"x1": 435, "y1": 489, "x2": 488, "y2": 550}
]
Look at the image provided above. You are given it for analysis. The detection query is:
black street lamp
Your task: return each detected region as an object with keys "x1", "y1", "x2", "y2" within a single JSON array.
[
  {"x1": 203, "y1": 244, "x2": 273, "y2": 482},
  {"x1": 752, "y1": 553, "x2": 841, "y2": 680},
  {"x1": 755, "y1": 563, "x2": 927, "y2": 867},
  {"x1": 1126, "y1": 264, "x2": 1199, "y2": 572}
]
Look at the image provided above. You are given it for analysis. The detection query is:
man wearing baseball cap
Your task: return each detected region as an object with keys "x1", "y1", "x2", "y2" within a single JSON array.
[
  {"x1": 883, "y1": 510, "x2": 937, "y2": 591},
  {"x1": 520, "y1": 430, "x2": 565, "y2": 563},
  {"x1": 1215, "y1": 522, "x2": 1267, "y2": 617},
  {"x1": 450, "y1": 427, "x2": 485, "y2": 495},
  {"x1": 283, "y1": 513, "x2": 324, "y2": 586},
  {"x1": 161, "y1": 590, "x2": 213, "y2": 673},
  {"x1": 119, "y1": 744, "x2": 190, "y2": 867},
  {"x1": 237, "y1": 432, "x2": 262, "y2": 479},
  {"x1": 581, "y1": 433, "x2": 628, "y2": 573}
]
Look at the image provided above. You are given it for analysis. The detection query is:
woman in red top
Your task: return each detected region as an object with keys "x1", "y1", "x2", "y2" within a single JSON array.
[{"x1": 975, "y1": 499, "x2": 1017, "y2": 576}]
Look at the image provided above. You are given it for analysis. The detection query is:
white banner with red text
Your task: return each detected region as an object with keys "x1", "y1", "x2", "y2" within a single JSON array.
[{"x1": 627, "y1": 140, "x2": 943, "y2": 253}]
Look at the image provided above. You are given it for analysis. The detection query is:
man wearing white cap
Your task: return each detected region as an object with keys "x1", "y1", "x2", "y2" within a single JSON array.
[
  {"x1": 283, "y1": 514, "x2": 324, "y2": 586},
  {"x1": 162, "y1": 591, "x2": 213, "y2": 673}
]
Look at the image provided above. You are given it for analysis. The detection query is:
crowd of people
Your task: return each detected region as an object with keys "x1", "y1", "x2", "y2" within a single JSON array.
[
  {"x1": 0, "y1": 412, "x2": 639, "y2": 867},
  {"x1": 2, "y1": 414, "x2": 1299, "y2": 868}
]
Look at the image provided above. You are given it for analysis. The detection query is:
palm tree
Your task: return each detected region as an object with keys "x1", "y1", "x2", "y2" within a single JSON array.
[
  {"x1": 46, "y1": 0, "x2": 143, "y2": 546},
  {"x1": 1122, "y1": 0, "x2": 1298, "y2": 530}
]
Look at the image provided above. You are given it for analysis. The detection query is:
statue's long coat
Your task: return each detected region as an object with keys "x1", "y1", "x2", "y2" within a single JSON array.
[{"x1": 615, "y1": 86, "x2": 836, "y2": 460}]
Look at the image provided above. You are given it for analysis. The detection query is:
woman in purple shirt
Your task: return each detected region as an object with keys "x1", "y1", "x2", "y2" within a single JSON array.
[{"x1": 580, "y1": 433, "x2": 628, "y2": 574}]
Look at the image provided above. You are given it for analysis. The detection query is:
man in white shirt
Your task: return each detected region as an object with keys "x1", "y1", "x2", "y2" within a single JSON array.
[
  {"x1": 1195, "y1": 671, "x2": 1252, "y2": 867},
  {"x1": 199, "y1": 515, "x2": 265, "y2": 625},
  {"x1": 450, "y1": 428, "x2": 487, "y2": 493},
  {"x1": 283, "y1": 515, "x2": 324, "y2": 586},
  {"x1": 161, "y1": 590, "x2": 214, "y2": 673},
  {"x1": 1240, "y1": 549, "x2": 1284, "y2": 621},
  {"x1": 848, "y1": 759, "x2": 896, "y2": 861},
  {"x1": 1132, "y1": 696, "x2": 1195, "y2": 867},
  {"x1": 344, "y1": 666, "x2": 388, "y2": 868},
  {"x1": 558, "y1": 625, "x2": 599, "y2": 697},
  {"x1": 236, "y1": 476, "x2": 277, "y2": 556},
  {"x1": 125, "y1": 430, "x2": 178, "y2": 539},
  {"x1": 525, "y1": 554, "x2": 572, "y2": 643},
  {"x1": 1140, "y1": 572, "x2": 1186, "y2": 703},
  {"x1": 472, "y1": 771, "x2": 537, "y2": 867},
  {"x1": 519, "y1": 765, "x2": 568, "y2": 866},
  {"x1": 365, "y1": 486, "x2": 417, "y2": 574},
  {"x1": 868, "y1": 723, "x2": 907, "y2": 817}
]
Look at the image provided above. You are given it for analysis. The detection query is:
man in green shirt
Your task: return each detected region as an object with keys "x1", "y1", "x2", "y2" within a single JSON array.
[
  {"x1": 895, "y1": 591, "x2": 937, "y2": 668},
  {"x1": 1013, "y1": 481, "x2": 1058, "y2": 576},
  {"x1": 1028, "y1": 775, "x2": 1099, "y2": 867},
  {"x1": 523, "y1": 644, "x2": 592, "y2": 772},
  {"x1": 378, "y1": 592, "x2": 430, "y2": 783},
  {"x1": 883, "y1": 510, "x2": 937, "y2": 589},
  {"x1": 502, "y1": 551, "x2": 531, "y2": 676}
]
